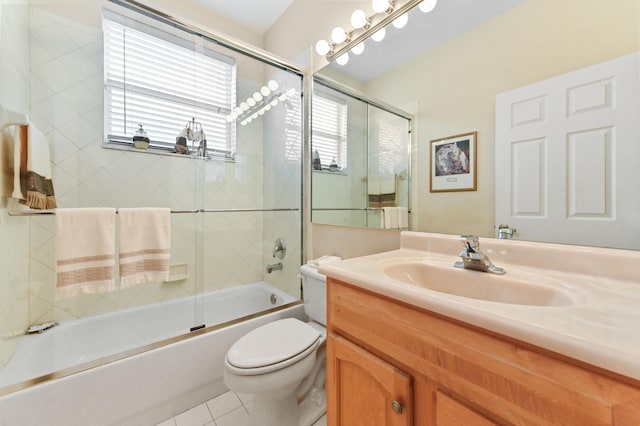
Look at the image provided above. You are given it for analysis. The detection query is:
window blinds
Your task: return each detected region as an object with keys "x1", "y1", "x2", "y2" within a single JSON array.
[
  {"x1": 311, "y1": 94, "x2": 348, "y2": 169},
  {"x1": 103, "y1": 9, "x2": 236, "y2": 157}
]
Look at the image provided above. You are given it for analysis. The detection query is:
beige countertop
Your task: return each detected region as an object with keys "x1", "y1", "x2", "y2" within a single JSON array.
[{"x1": 320, "y1": 231, "x2": 640, "y2": 381}]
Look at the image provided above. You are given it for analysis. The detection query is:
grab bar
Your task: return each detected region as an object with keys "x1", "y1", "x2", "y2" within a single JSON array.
[{"x1": 8, "y1": 208, "x2": 299, "y2": 217}]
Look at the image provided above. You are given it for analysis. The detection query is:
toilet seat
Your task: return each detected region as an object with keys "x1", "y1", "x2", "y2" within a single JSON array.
[{"x1": 226, "y1": 318, "x2": 321, "y2": 375}]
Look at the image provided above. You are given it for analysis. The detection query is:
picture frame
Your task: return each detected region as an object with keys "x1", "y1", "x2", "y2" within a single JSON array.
[{"x1": 429, "y1": 131, "x2": 477, "y2": 192}]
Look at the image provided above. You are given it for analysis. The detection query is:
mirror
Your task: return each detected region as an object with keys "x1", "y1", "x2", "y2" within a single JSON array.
[
  {"x1": 311, "y1": 77, "x2": 411, "y2": 229},
  {"x1": 311, "y1": 0, "x2": 640, "y2": 250}
]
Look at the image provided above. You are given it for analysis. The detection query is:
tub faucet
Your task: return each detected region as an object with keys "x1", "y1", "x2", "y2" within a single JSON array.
[
  {"x1": 266, "y1": 262, "x2": 283, "y2": 273},
  {"x1": 454, "y1": 235, "x2": 505, "y2": 275}
]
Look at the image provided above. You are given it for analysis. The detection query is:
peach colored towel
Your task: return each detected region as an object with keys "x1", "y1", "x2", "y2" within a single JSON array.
[
  {"x1": 56, "y1": 208, "x2": 117, "y2": 299},
  {"x1": 118, "y1": 208, "x2": 171, "y2": 288}
]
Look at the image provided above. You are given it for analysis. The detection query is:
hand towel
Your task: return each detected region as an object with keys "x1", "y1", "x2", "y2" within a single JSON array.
[
  {"x1": 397, "y1": 207, "x2": 409, "y2": 230},
  {"x1": 382, "y1": 207, "x2": 399, "y2": 230},
  {"x1": 56, "y1": 208, "x2": 117, "y2": 299},
  {"x1": 118, "y1": 208, "x2": 171, "y2": 288},
  {"x1": 10, "y1": 124, "x2": 57, "y2": 209}
]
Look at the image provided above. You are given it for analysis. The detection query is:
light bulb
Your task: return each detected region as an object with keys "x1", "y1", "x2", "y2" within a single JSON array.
[
  {"x1": 351, "y1": 9, "x2": 368, "y2": 29},
  {"x1": 278, "y1": 93, "x2": 287, "y2": 102},
  {"x1": 271, "y1": 99, "x2": 278, "y2": 107},
  {"x1": 253, "y1": 92, "x2": 263, "y2": 102},
  {"x1": 247, "y1": 98, "x2": 256, "y2": 107},
  {"x1": 258, "y1": 109, "x2": 265, "y2": 116},
  {"x1": 336, "y1": 53, "x2": 349, "y2": 66},
  {"x1": 260, "y1": 86, "x2": 271, "y2": 97},
  {"x1": 372, "y1": 0, "x2": 390, "y2": 14},
  {"x1": 419, "y1": 0, "x2": 437, "y2": 13},
  {"x1": 268, "y1": 80, "x2": 279, "y2": 91},
  {"x1": 331, "y1": 26, "x2": 347, "y2": 44},
  {"x1": 351, "y1": 42, "x2": 365, "y2": 55},
  {"x1": 265, "y1": 104, "x2": 272, "y2": 111},
  {"x1": 315, "y1": 39, "x2": 331, "y2": 55},
  {"x1": 234, "y1": 106, "x2": 242, "y2": 115},
  {"x1": 240, "y1": 102, "x2": 249, "y2": 112},
  {"x1": 371, "y1": 28, "x2": 386, "y2": 42},
  {"x1": 392, "y1": 13, "x2": 408, "y2": 29}
]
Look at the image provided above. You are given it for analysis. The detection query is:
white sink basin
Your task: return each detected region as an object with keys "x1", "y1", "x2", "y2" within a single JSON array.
[{"x1": 383, "y1": 261, "x2": 578, "y2": 306}]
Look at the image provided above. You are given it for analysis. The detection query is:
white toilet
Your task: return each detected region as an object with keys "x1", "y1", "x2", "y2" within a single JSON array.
[{"x1": 224, "y1": 264, "x2": 328, "y2": 426}]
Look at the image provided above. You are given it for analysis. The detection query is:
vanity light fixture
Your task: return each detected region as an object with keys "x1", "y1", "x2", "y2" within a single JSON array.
[{"x1": 316, "y1": 0, "x2": 438, "y2": 64}]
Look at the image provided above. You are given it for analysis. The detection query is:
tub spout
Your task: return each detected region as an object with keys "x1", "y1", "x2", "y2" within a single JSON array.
[{"x1": 266, "y1": 262, "x2": 283, "y2": 273}]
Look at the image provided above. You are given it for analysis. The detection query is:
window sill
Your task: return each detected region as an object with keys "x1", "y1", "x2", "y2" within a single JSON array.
[
  {"x1": 103, "y1": 140, "x2": 234, "y2": 162},
  {"x1": 312, "y1": 169, "x2": 348, "y2": 176}
]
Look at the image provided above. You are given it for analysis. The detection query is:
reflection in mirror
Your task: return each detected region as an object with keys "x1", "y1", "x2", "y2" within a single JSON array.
[
  {"x1": 311, "y1": 78, "x2": 411, "y2": 229},
  {"x1": 311, "y1": 0, "x2": 640, "y2": 250}
]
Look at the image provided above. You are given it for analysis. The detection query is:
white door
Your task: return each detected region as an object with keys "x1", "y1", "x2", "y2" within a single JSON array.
[{"x1": 495, "y1": 52, "x2": 640, "y2": 250}]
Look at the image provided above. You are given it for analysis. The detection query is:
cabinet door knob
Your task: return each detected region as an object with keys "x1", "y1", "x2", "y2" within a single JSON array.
[{"x1": 391, "y1": 399, "x2": 403, "y2": 414}]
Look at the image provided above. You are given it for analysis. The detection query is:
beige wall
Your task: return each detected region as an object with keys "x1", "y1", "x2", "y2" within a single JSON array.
[
  {"x1": 265, "y1": 0, "x2": 369, "y2": 72},
  {"x1": 365, "y1": 0, "x2": 639, "y2": 238}
]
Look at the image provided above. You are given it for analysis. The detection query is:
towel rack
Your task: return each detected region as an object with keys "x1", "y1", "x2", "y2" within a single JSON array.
[{"x1": 8, "y1": 207, "x2": 299, "y2": 217}]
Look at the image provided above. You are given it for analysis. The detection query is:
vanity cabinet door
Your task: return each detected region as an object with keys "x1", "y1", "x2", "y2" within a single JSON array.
[{"x1": 327, "y1": 333, "x2": 412, "y2": 426}]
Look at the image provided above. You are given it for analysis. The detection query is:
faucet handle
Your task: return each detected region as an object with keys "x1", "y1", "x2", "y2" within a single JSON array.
[{"x1": 459, "y1": 235, "x2": 480, "y2": 253}]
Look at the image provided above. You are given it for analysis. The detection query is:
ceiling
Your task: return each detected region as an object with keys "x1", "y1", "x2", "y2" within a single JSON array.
[
  {"x1": 195, "y1": 0, "x2": 528, "y2": 82},
  {"x1": 193, "y1": 0, "x2": 294, "y2": 35}
]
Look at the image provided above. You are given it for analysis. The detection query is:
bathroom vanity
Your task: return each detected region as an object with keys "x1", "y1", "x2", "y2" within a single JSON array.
[{"x1": 320, "y1": 232, "x2": 640, "y2": 425}]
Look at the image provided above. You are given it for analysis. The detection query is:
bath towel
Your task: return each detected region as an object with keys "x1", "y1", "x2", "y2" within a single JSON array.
[
  {"x1": 6, "y1": 123, "x2": 57, "y2": 210},
  {"x1": 369, "y1": 174, "x2": 397, "y2": 207},
  {"x1": 118, "y1": 208, "x2": 171, "y2": 288},
  {"x1": 56, "y1": 208, "x2": 117, "y2": 299}
]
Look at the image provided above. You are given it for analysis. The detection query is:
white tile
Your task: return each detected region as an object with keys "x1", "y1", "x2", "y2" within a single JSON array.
[
  {"x1": 206, "y1": 391, "x2": 242, "y2": 419},
  {"x1": 32, "y1": 58, "x2": 78, "y2": 93},
  {"x1": 214, "y1": 406, "x2": 249, "y2": 426},
  {"x1": 236, "y1": 393, "x2": 254, "y2": 406},
  {"x1": 31, "y1": 22, "x2": 78, "y2": 58},
  {"x1": 174, "y1": 403, "x2": 213, "y2": 426},
  {"x1": 155, "y1": 419, "x2": 176, "y2": 426}
]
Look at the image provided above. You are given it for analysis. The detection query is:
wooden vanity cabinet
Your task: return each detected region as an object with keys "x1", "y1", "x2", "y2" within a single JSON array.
[{"x1": 326, "y1": 278, "x2": 640, "y2": 426}]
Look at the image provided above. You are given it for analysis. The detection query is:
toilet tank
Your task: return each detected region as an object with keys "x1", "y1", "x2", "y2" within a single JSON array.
[{"x1": 300, "y1": 264, "x2": 327, "y2": 326}]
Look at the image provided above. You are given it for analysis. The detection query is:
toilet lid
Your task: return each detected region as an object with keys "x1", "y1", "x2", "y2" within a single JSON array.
[{"x1": 227, "y1": 318, "x2": 321, "y2": 369}]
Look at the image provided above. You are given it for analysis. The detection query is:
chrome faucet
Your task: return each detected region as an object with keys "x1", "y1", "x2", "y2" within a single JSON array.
[
  {"x1": 266, "y1": 262, "x2": 283, "y2": 273},
  {"x1": 497, "y1": 224, "x2": 516, "y2": 239},
  {"x1": 454, "y1": 235, "x2": 505, "y2": 275}
]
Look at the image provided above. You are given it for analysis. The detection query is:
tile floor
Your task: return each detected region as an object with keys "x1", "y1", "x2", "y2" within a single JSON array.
[{"x1": 156, "y1": 390, "x2": 327, "y2": 426}]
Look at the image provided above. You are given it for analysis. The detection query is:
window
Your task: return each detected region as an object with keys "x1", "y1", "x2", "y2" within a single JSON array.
[
  {"x1": 312, "y1": 92, "x2": 347, "y2": 170},
  {"x1": 102, "y1": 9, "x2": 236, "y2": 158}
]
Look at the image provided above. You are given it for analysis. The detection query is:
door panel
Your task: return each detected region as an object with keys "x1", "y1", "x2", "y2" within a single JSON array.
[
  {"x1": 495, "y1": 52, "x2": 640, "y2": 249},
  {"x1": 327, "y1": 334, "x2": 412, "y2": 426}
]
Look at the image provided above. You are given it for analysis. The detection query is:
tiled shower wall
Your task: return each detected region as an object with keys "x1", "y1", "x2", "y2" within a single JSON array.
[{"x1": 0, "y1": 2, "x2": 301, "y2": 370}]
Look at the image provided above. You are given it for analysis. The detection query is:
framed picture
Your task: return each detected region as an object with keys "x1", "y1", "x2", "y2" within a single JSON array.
[{"x1": 430, "y1": 131, "x2": 477, "y2": 192}]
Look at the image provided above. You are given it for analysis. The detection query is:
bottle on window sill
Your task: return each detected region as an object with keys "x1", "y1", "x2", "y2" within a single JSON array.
[{"x1": 133, "y1": 124, "x2": 150, "y2": 149}]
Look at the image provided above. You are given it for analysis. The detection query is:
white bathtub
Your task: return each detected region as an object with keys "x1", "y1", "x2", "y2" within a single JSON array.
[{"x1": 0, "y1": 282, "x2": 304, "y2": 425}]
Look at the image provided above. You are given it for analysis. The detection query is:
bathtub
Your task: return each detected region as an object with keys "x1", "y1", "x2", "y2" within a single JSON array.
[{"x1": 0, "y1": 282, "x2": 304, "y2": 426}]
